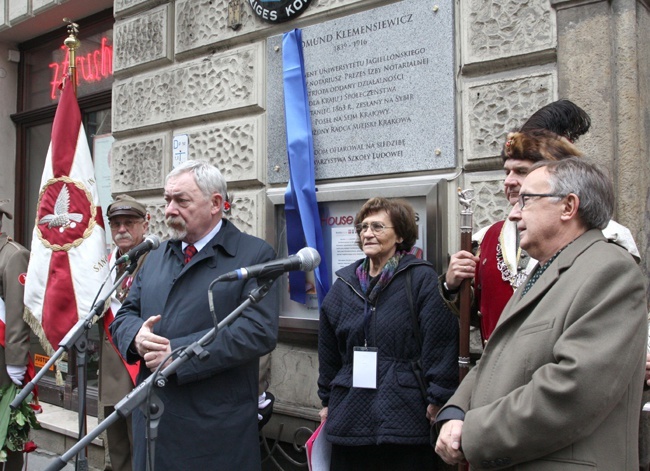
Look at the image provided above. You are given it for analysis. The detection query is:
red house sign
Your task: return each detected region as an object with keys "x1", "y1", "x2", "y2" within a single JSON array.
[{"x1": 49, "y1": 36, "x2": 113, "y2": 100}]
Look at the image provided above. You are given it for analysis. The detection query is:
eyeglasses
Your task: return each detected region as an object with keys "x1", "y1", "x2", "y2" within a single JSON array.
[
  {"x1": 109, "y1": 219, "x2": 142, "y2": 229},
  {"x1": 517, "y1": 193, "x2": 566, "y2": 210},
  {"x1": 355, "y1": 222, "x2": 394, "y2": 234}
]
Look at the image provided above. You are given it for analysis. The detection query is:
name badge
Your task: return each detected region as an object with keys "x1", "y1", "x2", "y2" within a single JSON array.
[{"x1": 352, "y1": 346, "x2": 378, "y2": 389}]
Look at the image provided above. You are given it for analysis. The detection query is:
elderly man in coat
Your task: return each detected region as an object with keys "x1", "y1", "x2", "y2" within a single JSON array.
[
  {"x1": 99, "y1": 195, "x2": 150, "y2": 471},
  {"x1": 110, "y1": 161, "x2": 279, "y2": 470},
  {"x1": 435, "y1": 158, "x2": 647, "y2": 470}
]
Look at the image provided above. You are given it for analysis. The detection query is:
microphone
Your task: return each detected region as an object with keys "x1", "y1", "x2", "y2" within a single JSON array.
[
  {"x1": 216, "y1": 247, "x2": 321, "y2": 282},
  {"x1": 115, "y1": 235, "x2": 161, "y2": 265}
]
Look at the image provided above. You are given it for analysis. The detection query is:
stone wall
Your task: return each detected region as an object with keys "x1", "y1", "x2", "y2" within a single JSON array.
[
  {"x1": 457, "y1": 0, "x2": 557, "y2": 228},
  {"x1": 553, "y1": 0, "x2": 650, "y2": 300},
  {"x1": 0, "y1": 41, "x2": 18, "y2": 235},
  {"x1": 111, "y1": 0, "x2": 356, "y2": 426}
]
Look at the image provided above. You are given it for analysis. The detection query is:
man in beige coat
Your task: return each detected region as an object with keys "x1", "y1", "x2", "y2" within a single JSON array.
[{"x1": 435, "y1": 158, "x2": 647, "y2": 470}]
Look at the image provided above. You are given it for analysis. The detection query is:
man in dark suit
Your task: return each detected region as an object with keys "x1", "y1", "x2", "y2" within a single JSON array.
[
  {"x1": 435, "y1": 158, "x2": 647, "y2": 469},
  {"x1": 110, "y1": 160, "x2": 279, "y2": 470}
]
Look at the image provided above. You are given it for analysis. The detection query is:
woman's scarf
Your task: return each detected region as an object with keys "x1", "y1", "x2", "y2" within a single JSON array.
[{"x1": 356, "y1": 251, "x2": 406, "y2": 303}]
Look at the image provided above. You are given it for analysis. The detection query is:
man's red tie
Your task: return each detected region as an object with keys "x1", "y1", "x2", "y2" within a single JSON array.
[{"x1": 184, "y1": 244, "x2": 197, "y2": 264}]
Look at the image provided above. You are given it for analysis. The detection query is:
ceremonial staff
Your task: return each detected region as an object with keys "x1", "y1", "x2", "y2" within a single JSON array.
[
  {"x1": 456, "y1": 188, "x2": 474, "y2": 471},
  {"x1": 457, "y1": 188, "x2": 474, "y2": 383}
]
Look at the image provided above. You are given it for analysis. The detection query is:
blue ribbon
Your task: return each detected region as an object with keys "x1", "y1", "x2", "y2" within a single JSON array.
[{"x1": 282, "y1": 29, "x2": 330, "y2": 305}]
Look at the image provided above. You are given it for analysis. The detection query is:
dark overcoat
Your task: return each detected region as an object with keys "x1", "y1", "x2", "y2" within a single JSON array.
[
  {"x1": 318, "y1": 255, "x2": 458, "y2": 446},
  {"x1": 111, "y1": 219, "x2": 279, "y2": 470}
]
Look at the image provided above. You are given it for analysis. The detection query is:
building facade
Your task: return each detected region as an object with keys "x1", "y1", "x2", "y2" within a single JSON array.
[{"x1": 0, "y1": 0, "x2": 648, "y2": 464}]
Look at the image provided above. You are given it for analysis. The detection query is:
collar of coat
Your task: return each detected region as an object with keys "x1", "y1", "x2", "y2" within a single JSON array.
[
  {"x1": 502, "y1": 228, "x2": 606, "y2": 321},
  {"x1": 0, "y1": 232, "x2": 16, "y2": 254},
  {"x1": 334, "y1": 253, "x2": 433, "y2": 287}
]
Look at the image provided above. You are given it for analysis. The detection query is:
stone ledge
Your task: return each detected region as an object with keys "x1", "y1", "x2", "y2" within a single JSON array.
[
  {"x1": 30, "y1": 402, "x2": 105, "y2": 470},
  {"x1": 36, "y1": 402, "x2": 103, "y2": 447}
]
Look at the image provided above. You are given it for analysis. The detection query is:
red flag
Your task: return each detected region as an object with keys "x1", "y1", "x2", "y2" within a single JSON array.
[{"x1": 23, "y1": 81, "x2": 109, "y2": 355}]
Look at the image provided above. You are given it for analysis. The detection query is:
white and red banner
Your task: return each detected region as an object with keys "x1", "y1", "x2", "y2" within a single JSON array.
[{"x1": 23, "y1": 81, "x2": 109, "y2": 355}]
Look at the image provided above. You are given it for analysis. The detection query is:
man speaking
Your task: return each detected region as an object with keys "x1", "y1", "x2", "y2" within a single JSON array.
[
  {"x1": 435, "y1": 158, "x2": 647, "y2": 469},
  {"x1": 111, "y1": 161, "x2": 279, "y2": 470}
]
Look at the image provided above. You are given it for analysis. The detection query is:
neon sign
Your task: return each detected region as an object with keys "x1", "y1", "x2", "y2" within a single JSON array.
[{"x1": 49, "y1": 36, "x2": 113, "y2": 100}]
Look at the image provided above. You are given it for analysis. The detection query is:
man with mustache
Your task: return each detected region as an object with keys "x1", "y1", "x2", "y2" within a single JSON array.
[
  {"x1": 110, "y1": 160, "x2": 279, "y2": 470},
  {"x1": 100, "y1": 194, "x2": 149, "y2": 471}
]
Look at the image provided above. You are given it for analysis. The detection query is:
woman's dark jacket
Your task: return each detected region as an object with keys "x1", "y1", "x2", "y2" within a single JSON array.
[{"x1": 318, "y1": 254, "x2": 459, "y2": 446}]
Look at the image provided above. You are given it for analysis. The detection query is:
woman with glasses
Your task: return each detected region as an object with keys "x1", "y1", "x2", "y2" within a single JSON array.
[{"x1": 317, "y1": 197, "x2": 458, "y2": 470}]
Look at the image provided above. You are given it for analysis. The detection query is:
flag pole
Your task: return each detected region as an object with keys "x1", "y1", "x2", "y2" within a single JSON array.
[{"x1": 64, "y1": 18, "x2": 90, "y2": 471}]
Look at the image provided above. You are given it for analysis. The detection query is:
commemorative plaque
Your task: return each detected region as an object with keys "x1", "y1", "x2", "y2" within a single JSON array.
[{"x1": 267, "y1": 0, "x2": 455, "y2": 183}]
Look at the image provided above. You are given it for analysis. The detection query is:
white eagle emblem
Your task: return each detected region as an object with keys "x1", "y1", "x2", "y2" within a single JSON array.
[{"x1": 38, "y1": 185, "x2": 83, "y2": 233}]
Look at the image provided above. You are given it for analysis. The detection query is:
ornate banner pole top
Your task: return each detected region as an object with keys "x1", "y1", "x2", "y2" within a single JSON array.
[
  {"x1": 63, "y1": 18, "x2": 80, "y2": 95},
  {"x1": 458, "y1": 188, "x2": 475, "y2": 231}
]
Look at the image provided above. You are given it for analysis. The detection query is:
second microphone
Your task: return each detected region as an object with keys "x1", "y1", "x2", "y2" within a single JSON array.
[{"x1": 216, "y1": 247, "x2": 321, "y2": 282}]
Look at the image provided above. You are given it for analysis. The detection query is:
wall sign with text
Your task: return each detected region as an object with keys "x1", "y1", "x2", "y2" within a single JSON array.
[
  {"x1": 247, "y1": 0, "x2": 312, "y2": 23},
  {"x1": 266, "y1": 0, "x2": 456, "y2": 183}
]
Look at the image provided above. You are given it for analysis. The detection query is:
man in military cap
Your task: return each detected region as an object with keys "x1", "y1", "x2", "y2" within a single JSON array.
[
  {"x1": 100, "y1": 194, "x2": 149, "y2": 471},
  {"x1": 0, "y1": 200, "x2": 31, "y2": 471}
]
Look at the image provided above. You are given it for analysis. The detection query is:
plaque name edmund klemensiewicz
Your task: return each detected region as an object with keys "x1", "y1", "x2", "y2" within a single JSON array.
[{"x1": 267, "y1": 0, "x2": 455, "y2": 183}]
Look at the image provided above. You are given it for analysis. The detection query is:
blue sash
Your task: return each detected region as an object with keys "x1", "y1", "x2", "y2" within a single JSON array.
[{"x1": 282, "y1": 29, "x2": 330, "y2": 305}]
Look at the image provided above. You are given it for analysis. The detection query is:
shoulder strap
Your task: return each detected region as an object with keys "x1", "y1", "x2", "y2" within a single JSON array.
[
  {"x1": 406, "y1": 270, "x2": 428, "y2": 402},
  {"x1": 406, "y1": 270, "x2": 422, "y2": 348}
]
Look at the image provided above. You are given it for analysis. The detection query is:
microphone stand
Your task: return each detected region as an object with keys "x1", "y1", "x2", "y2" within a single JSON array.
[
  {"x1": 44, "y1": 276, "x2": 277, "y2": 471},
  {"x1": 12, "y1": 261, "x2": 139, "y2": 471}
]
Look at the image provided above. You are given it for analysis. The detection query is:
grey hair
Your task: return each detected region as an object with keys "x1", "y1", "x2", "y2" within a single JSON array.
[
  {"x1": 530, "y1": 157, "x2": 613, "y2": 230},
  {"x1": 165, "y1": 160, "x2": 227, "y2": 202}
]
